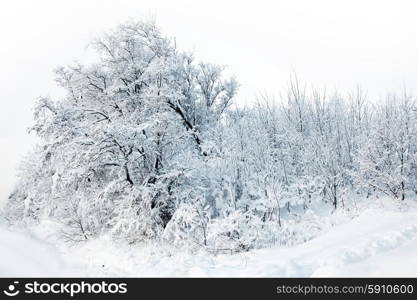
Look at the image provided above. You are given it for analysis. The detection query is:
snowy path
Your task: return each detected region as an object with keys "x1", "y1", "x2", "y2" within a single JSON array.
[{"x1": 1, "y1": 208, "x2": 417, "y2": 277}]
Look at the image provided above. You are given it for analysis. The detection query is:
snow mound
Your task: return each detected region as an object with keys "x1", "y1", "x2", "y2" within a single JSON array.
[{"x1": 0, "y1": 227, "x2": 77, "y2": 277}]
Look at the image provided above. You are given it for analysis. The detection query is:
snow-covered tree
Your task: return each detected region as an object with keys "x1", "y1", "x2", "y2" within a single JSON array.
[{"x1": 5, "y1": 20, "x2": 417, "y2": 252}]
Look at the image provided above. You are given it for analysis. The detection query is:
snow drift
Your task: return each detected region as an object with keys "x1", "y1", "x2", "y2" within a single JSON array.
[{"x1": 2, "y1": 205, "x2": 416, "y2": 277}]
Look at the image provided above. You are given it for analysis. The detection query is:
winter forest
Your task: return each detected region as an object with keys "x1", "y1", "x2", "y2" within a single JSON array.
[{"x1": 3, "y1": 20, "x2": 417, "y2": 255}]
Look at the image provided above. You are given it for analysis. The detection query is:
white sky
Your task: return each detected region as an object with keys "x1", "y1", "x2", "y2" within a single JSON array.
[{"x1": 1, "y1": 0, "x2": 416, "y2": 203}]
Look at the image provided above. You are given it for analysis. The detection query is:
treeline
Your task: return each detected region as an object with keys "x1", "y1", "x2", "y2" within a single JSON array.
[{"x1": 5, "y1": 20, "x2": 417, "y2": 252}]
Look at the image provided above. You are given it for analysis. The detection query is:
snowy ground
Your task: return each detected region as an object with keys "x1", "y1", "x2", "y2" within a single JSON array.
[
  {"x1": 1, "y1": 202, "x2": 417, "y2": 277},
  {"x1": 0, "y1": 226, "x2": 77, "y2": 277}
]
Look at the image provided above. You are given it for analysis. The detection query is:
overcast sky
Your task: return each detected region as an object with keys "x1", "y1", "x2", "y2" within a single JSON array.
[{"x1": 1, "y1": 0, "x2": 416, "y2": 203}]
